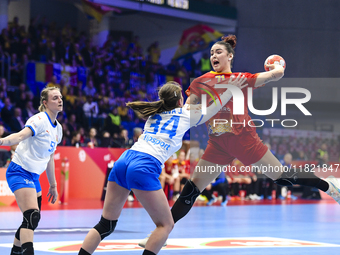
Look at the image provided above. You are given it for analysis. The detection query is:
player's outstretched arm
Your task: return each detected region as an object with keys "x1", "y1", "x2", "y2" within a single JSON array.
[
  {"x1": 0, "y1": 127, "x2": 33, "y2": 146},
  {"x1": 254, "y1": 64, "x2": 284, "y2": 87}
]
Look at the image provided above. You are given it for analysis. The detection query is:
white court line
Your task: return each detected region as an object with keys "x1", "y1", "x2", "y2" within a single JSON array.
[{"x1": 1, "y1": 237, "x2": 340, "y2": 253}]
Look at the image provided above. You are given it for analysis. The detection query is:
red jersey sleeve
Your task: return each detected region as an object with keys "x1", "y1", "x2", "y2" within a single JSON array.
[{"x1": 232, "y1": 72, "x2": 261, "y2": 89}]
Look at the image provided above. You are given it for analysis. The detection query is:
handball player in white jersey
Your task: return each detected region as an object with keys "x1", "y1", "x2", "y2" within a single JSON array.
[
  {"x1": 1, "y1": 87, "x2": 63, "y2": 255},
  {"x1": 78, "y1": 76, "x2": 246, "y2": 255}
]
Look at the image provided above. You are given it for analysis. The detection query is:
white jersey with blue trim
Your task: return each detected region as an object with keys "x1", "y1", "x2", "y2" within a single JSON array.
[
  {"x1": 131, "y1": 106, "x2": 193, "y2": 165},
  {"x1": 131, "y1": 89, "x2": 234, "y2": 165},
  {"x1": 12, "y1": 111, "x2": 63, "y2": 175}
]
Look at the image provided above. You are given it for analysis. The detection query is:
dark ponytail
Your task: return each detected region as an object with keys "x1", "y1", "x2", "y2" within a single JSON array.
[{"x1": 127, "y1": 81, "x2": 182, "y2": 119}]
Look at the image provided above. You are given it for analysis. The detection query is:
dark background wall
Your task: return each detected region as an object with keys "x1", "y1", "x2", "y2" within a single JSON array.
[{"x1": 233, "y1": 0, "x2": 340, "y2": 78}]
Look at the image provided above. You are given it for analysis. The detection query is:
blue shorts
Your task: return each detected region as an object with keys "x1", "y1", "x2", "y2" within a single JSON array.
[
  {"x1": 6, "y1": 162, "x2": 41, "y2": 193},
  {"x1": 108, "y1": 150, "x2": 162, "y2": 191}
]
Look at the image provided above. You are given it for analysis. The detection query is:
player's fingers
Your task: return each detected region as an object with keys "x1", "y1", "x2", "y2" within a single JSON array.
[
  {"x1": 240, "y1": 83, "x2": 249, "y2": 89},
  {"x1": 237, "y1": 74, "x2": 246, "y2": 84},
  {"x1": 235, "y1": 73, "x2": 243, "y2": 82}
]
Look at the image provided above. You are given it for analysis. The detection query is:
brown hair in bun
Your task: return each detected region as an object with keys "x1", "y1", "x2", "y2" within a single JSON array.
[{"x1": 214, "y1": 34, "x2": 237, "y2": 66}]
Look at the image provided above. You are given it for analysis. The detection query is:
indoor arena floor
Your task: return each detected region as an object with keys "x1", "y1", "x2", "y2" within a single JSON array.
[{"x1": 1, "y1": 199, "x2": 340, "y2": 254}]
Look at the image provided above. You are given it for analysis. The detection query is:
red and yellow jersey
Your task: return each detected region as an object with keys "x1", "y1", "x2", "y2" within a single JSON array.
[
  {"x1": 185, "y1": 71, "x2": 262, "y2": 136},
  {"x1": 164, "y1": 160, "x2": 177, "y2": 175},
  {"x1": 176, "y1": 159, "x2": 190, "y2": 174}
]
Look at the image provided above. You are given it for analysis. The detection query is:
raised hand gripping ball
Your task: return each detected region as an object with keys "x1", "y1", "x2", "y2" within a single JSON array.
[{"x1": 264, "y1": 55, "x2": 286, "y2": 71}]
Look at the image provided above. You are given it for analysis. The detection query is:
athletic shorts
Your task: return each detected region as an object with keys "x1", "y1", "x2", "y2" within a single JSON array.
[
  {"x1": 108, "y1": 150, "x2": 162, "y2": 191},
  {"x1": 6, "y1": 161, "x2": 42, "y2": 193},
  {"x1": 201, "y1": 130, "x2": 268, "y2": 166}
]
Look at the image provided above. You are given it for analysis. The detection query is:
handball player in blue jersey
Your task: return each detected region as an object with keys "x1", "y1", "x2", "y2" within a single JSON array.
[
  {"x1": 1, "y1": 87, "x2": 63, "y2": 255},
  {"x1": 78, "y1": 76, "x2": 247, "y2": 255}
]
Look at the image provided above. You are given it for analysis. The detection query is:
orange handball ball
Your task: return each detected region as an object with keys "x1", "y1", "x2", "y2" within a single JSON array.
[{"x1": 264, "y1": 55, "x2": 286, "y2": 71}]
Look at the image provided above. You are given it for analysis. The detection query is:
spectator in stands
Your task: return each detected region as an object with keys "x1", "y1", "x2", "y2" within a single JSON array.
[
  {"x1": 73, "y1": 43, "x2": 85, "y2": 66},
  {"x1": 59, "y1": 39, "x2": 74, "y2": 65},
  {"x1": 105, "y1": 108, "x2": 121, "y2": 136},
  {"x1": 117, "y1": 100, "x2": 129, "y2": 121},
  {"x1": 166, "y1": 59, "x2": 179, "y2": 76},
  {"x1": 9, "y1": 108, "x2": 25, "y2": 132},
  {"x1": 317, "y1": 143, "x2": 328, "y2": 165},
  {"x1": 112, "y1": 129, "x2": 133, "y2": 148},
  {"x1": 159, "y1": 154, "x2": 178, "y2": 194},
  {"x1": 1, "y1": 97, "x2": 13, "y2": 125},
  {"x1": 71, "y1": 131, "x2": 82, "y2": 147},
  {"x1": 0, "y1": 78, "x2": 8, "y2": 99},
  {"x1": 147, "y1": 41, "x2": 161, "y2": 64},
  {"x1": 47, "y1": 76, "x2": 59, "y2": 88},
  {"x1": 84, "y1": 127, "x2": 100, "y2": 148},
  {"x1": 81, "y1": 40, "x2": 94, "y2": 68},
  {"x1": 198, "y1": 52, "x2": 211, "y2": 74},
  {"x1": 60, "y1": 123, "x2": 71, "y2": 146},
  {"x1": 10, "y1": 53, "x2": 22, "y2": 86},
  {"x1": 66, "y1": 114, "x2": 78, "y2": 135},
  {"x1": 182, "y1": 53, "x2": 196, "y2": 77},
  {"x1": 47, "y1": 40, "x2": 58, "y2": 63},
  {"x1": 0, "y1": 28, "x2": 10, "y2": 53},
  {"x1": 84, "y1": 80, "x2": 97, "y2": 97},
  {"x1": 132, "y1": 127, "x2": 143, "y2": 145},
  {"x1": 83, "y1": 95, "x2": 99, "y2": 128},
  {"x1": 92, "y1": 62, "x2": 106, "y2": 88},
  {"x1": 296, "y1": 150, "x2": 308, "y2": 161},
  {"x1": 100, "y1": 131, "x2": 112, "y2": 147},
  {"x1": 176, "y1": 150, "x2": 190, "y2": 195}
]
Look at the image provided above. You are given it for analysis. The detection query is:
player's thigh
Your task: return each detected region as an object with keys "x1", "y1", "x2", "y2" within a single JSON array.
[
  {"x1": 14, "y1": 188, "x2": 39, "y2": 212},
  {"x1": 252, "y1": 149, "x2": 283, "y2": 180},
  {"x1": 132, "y1": 188, "x2": 173, "y2": 228},
  {"x1": 102, "y1": 181, "x2": 130, "y2": 220},
  {"x1": 191, "y1": 159, "x2": 225, "y2": 192}
]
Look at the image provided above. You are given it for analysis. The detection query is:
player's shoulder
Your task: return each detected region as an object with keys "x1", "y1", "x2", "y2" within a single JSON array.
[
  {"x1": 28, "y1": 111, "x2": 45, "y2": 122},
  {"x1": 232, "y1": 72, "x2": 258, "y2": 78}
]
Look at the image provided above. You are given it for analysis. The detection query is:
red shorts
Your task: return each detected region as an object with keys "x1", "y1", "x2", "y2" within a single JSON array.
[{"x1": 201, "y1": 131, "x2": 268, "y2": 166}]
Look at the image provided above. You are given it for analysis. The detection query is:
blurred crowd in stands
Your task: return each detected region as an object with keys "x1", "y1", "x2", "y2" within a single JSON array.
[{"x1": 0, "y1": 16, "x2": 209, "y2": 148}]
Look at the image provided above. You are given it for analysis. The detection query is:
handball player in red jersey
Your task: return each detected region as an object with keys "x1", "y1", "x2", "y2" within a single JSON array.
[{"x1": 139, "y1": 34, "x2": 340, "y2": 248}]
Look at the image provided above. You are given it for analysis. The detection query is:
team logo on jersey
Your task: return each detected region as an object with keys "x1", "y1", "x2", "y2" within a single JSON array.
[
  {"x1": 46, "y1": 130, "x2": 49, "y2": 134},
  {"x1": 196, "y1": 82, "x2": 223, "y2": 107},
  {"x1": 24, "y1": 179, "x2": 34, "y2": 185},
  {"x1": 144, "y1": 134, "x2": 171, "y2": 150}
]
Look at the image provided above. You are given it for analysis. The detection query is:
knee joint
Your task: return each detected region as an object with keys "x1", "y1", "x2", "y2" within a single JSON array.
[
  {"x1": 94, "y1": 216, "x2": 117, "y2": 240},
  {"x1": 21, "y1": 209, "x2": 40, "y2": 231},
  {"x1": 178, "y1": 180, "x2": 201, "y2": 206}
]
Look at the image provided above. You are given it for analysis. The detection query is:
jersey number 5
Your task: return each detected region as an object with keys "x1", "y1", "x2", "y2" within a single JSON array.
[
  {"x1": 145, "y1": 115, "x2": 180, "y2": 139},
  {"x1": 48, "y1": 141, "x2": 56, "y2": 152}
]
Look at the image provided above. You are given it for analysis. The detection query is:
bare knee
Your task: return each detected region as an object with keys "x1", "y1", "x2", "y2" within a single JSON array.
[{"x1": 156, "y1": 218, "x2": 174, "y2": 233}]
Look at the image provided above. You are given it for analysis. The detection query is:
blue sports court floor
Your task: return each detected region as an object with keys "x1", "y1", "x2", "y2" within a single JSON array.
[{"x1": 1, "y1": 200, "x2": 340, "y2": 254}]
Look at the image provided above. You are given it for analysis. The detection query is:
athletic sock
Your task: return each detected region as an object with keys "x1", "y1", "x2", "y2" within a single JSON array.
[
  {"x1": 277, "y1": 170, "x2": 329, "y2": 192},
  {"x1": 21, "y1": 242, "x2": 34, "y2": 255},
  {"x1": 78, "y1": 247, "x2": 91, "y2": 255},
  {"x1": 297, "y1": 174, "x2": 329, "y2": 192},
  {"x1": 10, "y1": 245, "x2": 22, "y2": 255},
  {"x1": 143, "y1": 249, "x2": 156, "y2": 255}
]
